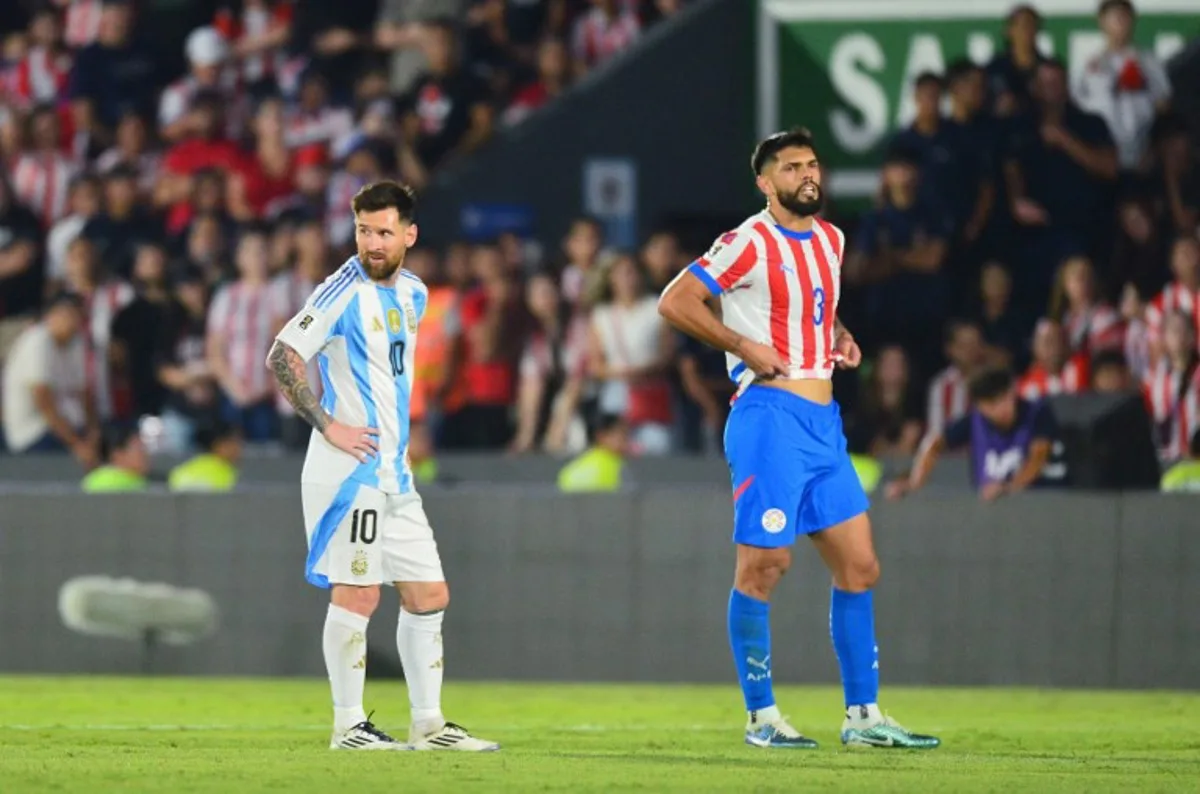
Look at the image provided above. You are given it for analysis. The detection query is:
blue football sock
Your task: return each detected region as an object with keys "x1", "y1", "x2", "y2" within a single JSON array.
[
  {"x1": 830, "y1": 587, "x2": 879, "y2": 709},
  {"x1": 728, "y1": 589, "x2": 774, "y2": 711}
]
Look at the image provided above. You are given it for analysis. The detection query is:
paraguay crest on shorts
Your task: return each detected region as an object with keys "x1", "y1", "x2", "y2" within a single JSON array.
[
  {"x1": 761, "y1": 508, "x2": 787, "y2": 534},
  {"x1": 350, "y1": 550, "x2": 369, "y2": 577},
  {"x1": 386, "y1": 308, "x2": 403, "y2": 334}
]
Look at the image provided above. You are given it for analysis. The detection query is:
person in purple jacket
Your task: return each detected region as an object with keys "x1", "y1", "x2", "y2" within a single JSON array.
[{"x1": 887, "y1": 367, "x2": 1068, "y2": 502}]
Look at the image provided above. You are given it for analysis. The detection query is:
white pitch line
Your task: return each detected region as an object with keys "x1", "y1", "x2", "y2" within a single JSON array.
[{"x1": 0, "y1": 723, "x2": 736, "y2": 733}]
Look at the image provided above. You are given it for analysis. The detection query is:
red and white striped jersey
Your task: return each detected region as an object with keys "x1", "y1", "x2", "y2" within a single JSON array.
[
  {"x1": 685, "y1": 210, "x2": 845, "y2": 382},
  {"x1": 1018, "y1": 354, "x2": 1091, "y2": 400},
  {"x1": 11, "y1": 47, "x2": 72, "y2": 108},
  {"x1": 926, "y1": 366, "x2": 969, "y2": 434},
  {"x1": 82, "y1": 281, "x2": 135, "y2": 419},
  {"x1": 206, "y1": 280, "x2": 279, "y2": 400},
  {"x1": 1063, "y1": 304, "x2": 1123, "y2": 355},
  {"x1": 1143, "y1": 360, "x2": 1200, "y2": 461},
  {"x1": 284, "y1": 106, "x2": 354, "y2": 151},
  {"x1": 159, "y1": 74, "x2": 247, "y2": 139},
  {"x1": 571, "y1": 8, "x2": 641, "y2": 70},
  {"x1": 10, "y1": 152, "x2": 78, "y2": 227},
  {"x1": 1145, "y1": 281, "x2": 1200, "y2": 344},
  {"x1": 214, "y1": 1, "x2": 294, "y2": 85},
  {"x1": 64, "y1": 0, "x2": 104, "y2": 49}
]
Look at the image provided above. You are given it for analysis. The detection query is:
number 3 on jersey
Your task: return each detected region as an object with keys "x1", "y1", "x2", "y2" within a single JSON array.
[
  {"x1": 813, "y1": 288, "x2": 825, "y2": 326},
  {"x1": 389, "y1": 340, "x2": 406, "y2": 378}
]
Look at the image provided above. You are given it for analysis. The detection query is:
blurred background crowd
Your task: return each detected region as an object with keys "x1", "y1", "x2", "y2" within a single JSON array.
[{"x1": 0, "y1": 0, "x2": 1197, "y2": 489}]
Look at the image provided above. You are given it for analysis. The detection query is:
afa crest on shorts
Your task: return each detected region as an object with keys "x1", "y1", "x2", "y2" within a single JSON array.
[
  {"x1": 761, "y1": 508, "x2": 787, "y2": 534},
  {"x1": 350, "y1": 550, "x2": 369, "y2": 577}
]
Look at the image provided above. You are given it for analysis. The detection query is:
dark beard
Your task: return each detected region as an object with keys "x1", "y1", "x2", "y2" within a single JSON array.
[
  {"x1": 777, "y1": 186, "x2": 822, "y2": 217},
  {"x1": 360, "y1": 253, "x2": 404, "y2": 281}
]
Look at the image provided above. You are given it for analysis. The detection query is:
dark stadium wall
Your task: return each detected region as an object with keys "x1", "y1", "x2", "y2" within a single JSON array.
[
  {"x1": 1, "y1": 490, "x2": 1197, "y2": 690},
  {"x1": 413, "y1": 0, "x2": 757, "y2": 253}
]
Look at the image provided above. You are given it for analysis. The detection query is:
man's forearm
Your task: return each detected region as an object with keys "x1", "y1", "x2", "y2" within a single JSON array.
[
  {"x1": 659, "y1": 290, "x2": 746, "y2": 356},
  {"x1": 267, "y1": 342, "x2": 330, "y2": 432}
]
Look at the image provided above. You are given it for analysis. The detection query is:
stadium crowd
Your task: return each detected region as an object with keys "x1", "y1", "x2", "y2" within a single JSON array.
[{"x1": 0, "y1": 0, "x2": 1198, "y2": 490}]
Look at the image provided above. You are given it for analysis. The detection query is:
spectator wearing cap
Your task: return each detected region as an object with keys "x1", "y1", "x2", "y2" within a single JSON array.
[
  {"x1": 1003, "y1": 57, "x2": 1118, "y2": 314},
  {"x1": 159, "y1": 25, "x2": 237, "y2": 144},
  {"x1": 845, "y1": 143, "x2": 953, "y2": 376},
  {"x1": 168, "y1": 420, "x2": 242, "y2": 492},
  {"x1": 2, "y1": 292, "x2": 98, "y2": 465},
  {"x1": 397, "y1": 19, "x2": 494, "y2": 191},
  {"x1": 1073, "y1": 0, "x2": 1172, "y2": 175},
  {"x1": 68, "y1": 0, "x2": 157, "y2": 130},
  {"x1": 985, "y1": 5, "x2": 1047, "y2": 118},
  {"x1": 80, "y1": 422, "x2": 148, "y2": 492}
]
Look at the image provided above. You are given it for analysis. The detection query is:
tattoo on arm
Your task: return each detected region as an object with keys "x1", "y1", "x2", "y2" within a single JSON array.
[{"x1": 268, "y1": 342, "x2": 330, "y2": 433}]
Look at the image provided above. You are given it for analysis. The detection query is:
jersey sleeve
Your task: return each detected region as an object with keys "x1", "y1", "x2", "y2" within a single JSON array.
[
  {"x1": 275, "y1": 282, "x2": 352, "y2": 362},
  {"x1": 686, "y1": 229, "x2": 757, "y2": 297}
]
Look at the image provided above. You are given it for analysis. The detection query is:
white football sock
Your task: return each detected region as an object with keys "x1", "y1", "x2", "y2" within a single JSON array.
[
  {"x1": 846, "y1": 703, "x2": 883, "y2": 724},
  {"x1": 749, "y1": 705, "x2": 782, "y2": 724},
  {"x1": 397, "y1": 609, "x2": 445, "y2": 733},
  {"x1": 323, "y1": 604, "x2": 369, "y2": 733}
]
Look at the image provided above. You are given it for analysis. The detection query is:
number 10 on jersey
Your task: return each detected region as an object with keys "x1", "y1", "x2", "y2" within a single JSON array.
[{"x1": 389, "y1": 340, "x2": 406, "y2": 378}]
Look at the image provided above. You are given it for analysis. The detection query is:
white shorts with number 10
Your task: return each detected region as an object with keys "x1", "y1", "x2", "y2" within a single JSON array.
[{"x1": 302, "y1": 483, "x2": 445, "y2": 587}]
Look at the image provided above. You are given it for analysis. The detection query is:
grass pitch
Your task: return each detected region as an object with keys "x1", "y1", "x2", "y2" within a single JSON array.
[{"x1": 0, "y1": 677, "x2": 1197, "y2": 792}]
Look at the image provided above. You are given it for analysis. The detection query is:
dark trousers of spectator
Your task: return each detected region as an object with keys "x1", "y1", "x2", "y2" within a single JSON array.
[
  {"x1": 440, "y1": 404, "x2": 512, "y2": 450},
  {"x1": 220, "y1": 396, "x2": 279, "y2": 442}
]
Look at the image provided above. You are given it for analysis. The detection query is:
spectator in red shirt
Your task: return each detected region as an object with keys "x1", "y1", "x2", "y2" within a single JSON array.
[
  {"x1": 503, "y1": 37, "x2": 569, "y2": 128},
  {"x1": 157, "y1": 91, "x2": 243, "y2": 234},
  {"x1": 571, "y1": 0, "x2": 640, "y2": 77},
  {"x1": 441, "y1": 243, "x2": 518, "y2": 450},
  {"x1": 227, "y1": 97, "x2": 297, "y2": 222},
  {"x1": 1019, "y1": 318, "x2": 1090, "y2": 400}
]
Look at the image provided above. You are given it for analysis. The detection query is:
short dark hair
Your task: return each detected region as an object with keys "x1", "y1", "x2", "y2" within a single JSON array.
[
  {"x1": 969, "y1": 367, "x2": 1015, "y2": 403},
  {"x1": 914, "y1": 71, "x2": 944, "y2": 91},
  {"x1": 351, "y1": 180, "x2": 417, "y2": 222},
  {"x1": 193, "y1": 419, "x2": 239, "y2": 452},
  {"x1": 99, "y1": 423, "x2": 140, "y2": 462},
  {"x1": 1099, "y1": 0, "x2": 1134, "y2": 18},
  {"x1": 45, "y1": 291, "x2": 84, "y2": 313},
  {"x1": 944, "y1": 318, "x2": 980, "y2": 346},
  {"x1": 946, "y1": 58, "x2": 981, "y2": 86},
  {"x1": 751, "y1": 127, "x2": 818, "y2": 175},
  {"x1": 1091, "y1": 349, "x2": 1129, "y2": 373}
]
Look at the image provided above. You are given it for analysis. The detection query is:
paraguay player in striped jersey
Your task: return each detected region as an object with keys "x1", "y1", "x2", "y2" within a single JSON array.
[
  {"x1": 659, "y1": 129, "x2": 939, "y2": 750},
  {"x1": 267, "y1": 181, "x2": 497, "y2": 752}
]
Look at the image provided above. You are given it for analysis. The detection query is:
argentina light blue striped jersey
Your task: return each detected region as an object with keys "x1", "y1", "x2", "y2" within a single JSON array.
[{"x1": 274, "y1": 256, "x2": 428, "y2": 494}]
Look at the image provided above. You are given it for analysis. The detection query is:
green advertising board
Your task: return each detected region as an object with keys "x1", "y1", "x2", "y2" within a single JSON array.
[{"x1": 758, "y1": 0, "x2": 1200, "y2": 199}]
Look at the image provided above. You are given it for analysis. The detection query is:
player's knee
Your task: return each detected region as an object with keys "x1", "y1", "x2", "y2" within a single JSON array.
[
  {"x1": 332, "y1": 584, "x2": 381, "y2": 617},
  {"x1": 838, "y1": 555, "x2": 880, "y2": 593},
  {"x1": 400, "y1": 581, "x2": 449, "y2": 614},
  {"x1": 735, "y1": 550, "x2": 790, "y2": 600}
]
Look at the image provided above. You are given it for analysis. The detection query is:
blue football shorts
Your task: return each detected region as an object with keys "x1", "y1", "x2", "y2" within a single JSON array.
[{"x1": 723, "y1": 385, "x2": 869, "y2": 547}]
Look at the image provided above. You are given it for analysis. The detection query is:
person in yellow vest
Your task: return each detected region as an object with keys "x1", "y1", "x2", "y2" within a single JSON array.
[
  {"x1": 558, "y1": 414, "x2": 629, "y2": 493},
  {"x1": 408, "y1": 419, "x2": 440, "y2": 485},
  {"x1": 1161, "y1": 430, "x2": 1200, "y2": 493},
  {"x1": 81, "y1": 424, "x2": 149, "y2": 493},
  {"x1": 850, "y1": 453, "x2": 884, "y2": 494},
  {"x1": 168, "y1": 420, "x2": 243, "y2": 492}
]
